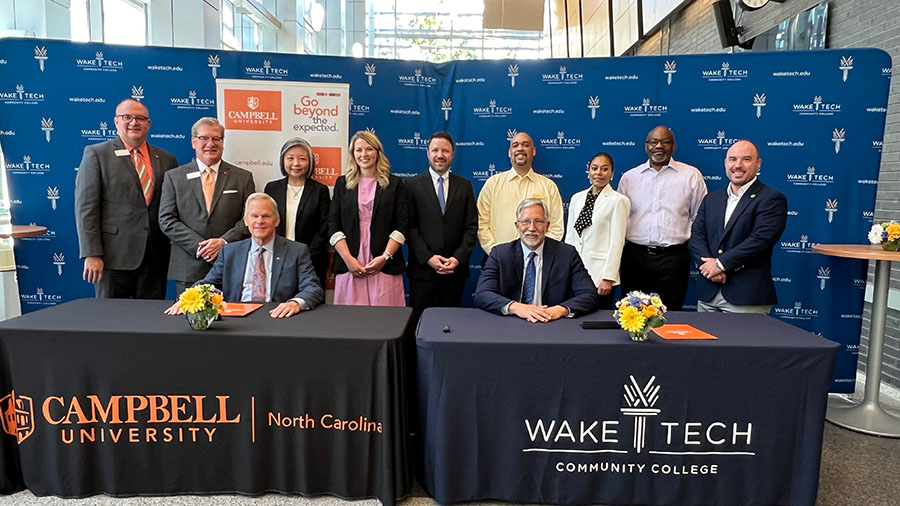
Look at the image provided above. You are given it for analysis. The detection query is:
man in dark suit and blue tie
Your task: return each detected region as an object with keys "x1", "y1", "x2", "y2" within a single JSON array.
[
  {"x1": 475, "y1": 198, "x2": 600, "y2": 322},
  {"x1": 167, "y1": 193, "x2": 323, "y2": 318},
  {"x1": 689, "y1": 139, "x2": 787, "y2": 313},
  {"x1": 159, "y1": 117, "x2": 256, "y2": 295},
  {"x1": 405, "y1": 132, "x2": 478, "y2": 321}
]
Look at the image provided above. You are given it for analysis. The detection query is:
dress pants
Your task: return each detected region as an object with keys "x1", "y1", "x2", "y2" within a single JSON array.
[{"x1": 619, "y1": 241, "x2": 690, "y2": 311}]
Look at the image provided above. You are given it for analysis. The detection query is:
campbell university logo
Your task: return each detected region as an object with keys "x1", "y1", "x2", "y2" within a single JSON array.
[
  {"x1": 522, "y1": 374, "x2": 755, "y2": 476},
  {"x1": 839, "y1": 56, "x2": 853, "y2": 82},
  {"x1": 473, "y1": 99, "x2": 513, "y2": 118},
  {"x1": 624, "y1": 98, "x2": 667, "y2": 117},
  {"x1": 817, "y1": 267, "x2": 830, "y2": 290},
  {"x1": 34, "y1": 46, "x2": 48, "y2": 71},
  {"x1": 663, "y1": 61, "x2": 676, "y2": 85},
  {"x1": 825, "y1": 199, "x2": 838, "y2": 223},
  {"x1": 208, "y1": 54, "x2": 220, "y2": 78},
  {"x1": 441, "y1": 99, "x2": 452, "y2": 121},
  {"x1": 0, "y1": 84, "x2": 45, "y2": 105},
  {"x1": 398, "y1": 68, "x2": 436, "y2": 88},
  {"x1": 75, "y1": 51, "x2": 123, "y2": 72},
  {"x1": 40, "y1": 117, "x2": 53, "y2": 142},
  {"x1": 245, "y1": 59, "x2": 289, "y2": 79},
  {"x1": 541, "y1": 66, "x2": 583, "y2": 85},
  {"x1": 792, "y1": 95, "x2": 841, "y2": 116},
  {"x1": 540, "y1": 131, "x2": 581, "y2": 150},
  {"x1": 508, "y1": 64, "x2": 519, "y2": 87},
  {"x1": 1, "y1": 391, "x2": 35, "y2": 443},
  {"x1": 697, "y1": 130, "x2": 739, "y2": 150},
  {"x1": 753, "y1": 93, "x2": 766, "y2": 118},
  {"x1": 786, "y1": 166, "x2": 833, "y2": 187},
  {"x1": 701, "y1": 61, "x2": 748, "y2": 82},
  {"x1": 588, "y1": 96, "x2": 600, "y2": 119}
]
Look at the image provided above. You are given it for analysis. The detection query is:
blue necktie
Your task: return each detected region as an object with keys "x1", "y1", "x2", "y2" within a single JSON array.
[
  {"x1": 522, "y1": 251, "x2": 536, "y2": 304},
  {"x1": 437, "y1": 176, "x2": 446, "y2": 214}
]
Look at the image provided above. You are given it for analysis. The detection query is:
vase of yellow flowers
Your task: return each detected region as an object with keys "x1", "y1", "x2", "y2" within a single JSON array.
[
  {"x1": 178, "y1": 284, "x2": 225, "y2": 330},
  {"x1": 613, "y1": 291, "x2": 667, "y2": 342},
  {"x1": 868, "y1": 221, "x2": 900, "y2": 252}
]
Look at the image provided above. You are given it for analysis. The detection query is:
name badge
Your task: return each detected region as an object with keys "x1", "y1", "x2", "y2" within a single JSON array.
[
  {"x1": 186, "y1": 171, "x2": 202, "y2": 180},
  {"x1": 114, "y1": 149, "x2": 130, "y2": 157},
  {"x1": 532, "y1": 193, "x2": 547, "y2": 200}
]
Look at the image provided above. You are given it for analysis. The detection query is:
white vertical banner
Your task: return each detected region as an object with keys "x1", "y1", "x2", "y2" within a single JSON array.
[{"x1": 215, "y1": 79, "x2": 349, "y2": 191}]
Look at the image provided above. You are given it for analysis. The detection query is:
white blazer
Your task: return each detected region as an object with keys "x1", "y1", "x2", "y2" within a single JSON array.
[{"x1": 564, "y1": 184, "x2": 630, "y2": 286}]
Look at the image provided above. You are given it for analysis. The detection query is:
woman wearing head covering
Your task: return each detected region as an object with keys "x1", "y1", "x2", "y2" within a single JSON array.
[
  {"x1": 328, "y1": 131, "x2": 407, "y2": 306},
  {"x1": 264, "y1": 137, "x2": 331, "y2": 287},
  {"x1": 564, "y1": 152, "x2": 631, "y2": 309}
]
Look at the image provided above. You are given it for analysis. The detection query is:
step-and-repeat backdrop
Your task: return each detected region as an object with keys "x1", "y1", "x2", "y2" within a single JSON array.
[{"x1": 0, "y1": 39, "x2": 891, "y2": 391}]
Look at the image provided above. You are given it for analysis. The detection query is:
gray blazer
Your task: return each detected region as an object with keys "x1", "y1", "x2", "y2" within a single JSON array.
[
  {"x1": 75, "y1": 137, "x2": 178, "y2": 271},
  {"x1": 159, "y1": 159, "x2": 256, "y2": 283}
]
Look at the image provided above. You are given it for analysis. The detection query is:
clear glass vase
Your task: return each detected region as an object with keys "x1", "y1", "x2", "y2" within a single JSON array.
[
  {"x1": 186, "y1": 310, "x2": 216, "y2": 330},
  {"x1": 629, "y1": 329, "x2": 650, "y2": 342}
]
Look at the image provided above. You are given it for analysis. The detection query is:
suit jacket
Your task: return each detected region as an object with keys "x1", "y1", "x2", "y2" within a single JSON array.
[
  {"x1": 264, "y1": 177, "x2": 331, "y2": 286},
  {"x1": 564, "y1": 185, "x2": 630, "y2": 286},
  {"x1": 404, "y1": 171, "x2": 477, "y2": 281},
  {"x1": 689, "y1": 179, "x2": 787, "y2": 306},
  {"x1": 474, "y1": 238, "x2": 600, "y2": 316},
  {"x1": 328, "y1": 174, "x2": 408, "y2": 275},
  {"x1": 159, "y1": 159, "x2": 256, "y2": 283},
  {"x1": 75, "y1": 137, "x2": 178, "y2": 270},
  {"x1": 198, "y1": 235, "x2": 324, "y2": 308}
]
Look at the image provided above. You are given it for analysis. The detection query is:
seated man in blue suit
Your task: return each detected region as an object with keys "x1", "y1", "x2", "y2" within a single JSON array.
[
  {"x1": 689, "y1": 139, "x2": 787, "y2": 314},
  {"x1": 475, "y1": 198, "x2": 600, "y2": 322},
  {"x1": 166, "y1": 193, "x2": 324, "y2": 318}
]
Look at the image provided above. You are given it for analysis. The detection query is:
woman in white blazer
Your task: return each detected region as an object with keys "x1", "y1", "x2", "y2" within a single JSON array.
[{"x1": 564, "y1": 152, "x2": 631, "y2": 309}]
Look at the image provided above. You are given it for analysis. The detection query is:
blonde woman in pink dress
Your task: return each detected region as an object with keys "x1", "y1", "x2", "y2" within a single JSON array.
[{"x1": 329, "y1": 131, "x2": 407, "y2": 305}]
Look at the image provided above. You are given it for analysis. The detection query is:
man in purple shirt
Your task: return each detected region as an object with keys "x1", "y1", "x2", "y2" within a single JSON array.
[{"x1": 617, "y1": 125, "x2": 708, "y2": 311}]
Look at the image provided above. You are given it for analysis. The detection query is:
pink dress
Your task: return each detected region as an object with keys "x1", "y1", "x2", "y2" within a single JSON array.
[{"x1": 333, "y1": 177, "x2": 406, "y2": 306}]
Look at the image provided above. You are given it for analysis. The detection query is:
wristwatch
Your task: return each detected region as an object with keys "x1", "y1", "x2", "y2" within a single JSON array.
[{"x1": 382, "y1": 251, "x2": 393, "y2": 261}]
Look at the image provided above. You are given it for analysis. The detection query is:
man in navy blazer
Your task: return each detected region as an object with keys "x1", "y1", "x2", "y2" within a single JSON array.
[
  {"x1": 167, "y1": 193, "x2": 323, "y2": 318},
  {"x1": 475, "y1": 198, "x2": 600, "y2": 322},
  {"x1": 689, "y1": 140, "x2": 787, "y2": 313}
]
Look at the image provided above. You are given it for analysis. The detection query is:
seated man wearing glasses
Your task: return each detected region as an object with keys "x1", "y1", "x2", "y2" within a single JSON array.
[
  {"x1": 75, "y1": 98, "x2": 179, "y2": 299},
  {"x1": 159, "y1": 117, "x2": 256, "y2": 294},
  {"x1": 474, "y1": 198, "x2": 600, "y2": 323}
]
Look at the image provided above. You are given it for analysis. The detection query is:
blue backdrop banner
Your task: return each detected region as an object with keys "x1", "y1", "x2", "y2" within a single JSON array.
[{"x1": 0, "y1": 39, "x2": 891, "y2": 392}]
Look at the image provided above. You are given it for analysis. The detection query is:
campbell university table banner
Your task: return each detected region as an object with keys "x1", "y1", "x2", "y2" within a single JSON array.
[
  {"x1": 0, "y1": 39, "x2": 890, "y2": 391},
  {"x1": 0, "y1": 300, "x2": 412, "y2": 504}
]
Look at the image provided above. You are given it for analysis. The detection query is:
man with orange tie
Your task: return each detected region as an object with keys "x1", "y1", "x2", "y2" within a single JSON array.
[
  {"x1": 75, "y1": 98, "x2": 179, "y2": 298},
  {"x1": 159, "y1": 117, "x2": 255, "y2": 295}
]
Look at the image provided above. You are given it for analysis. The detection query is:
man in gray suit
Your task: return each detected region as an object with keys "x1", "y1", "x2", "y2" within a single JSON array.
[
  {"x1": 75, "y1": 98, "x2": 179, "y2": 299},
  {"x1": 159, "y1": 117, "x2": 256, "y2": 294}
]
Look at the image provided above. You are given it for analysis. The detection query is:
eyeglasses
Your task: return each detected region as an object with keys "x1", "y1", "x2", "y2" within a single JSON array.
[
  {"x1": 116, "y1": 114, "x2": 150, "y2": 123},
  {"x1": 193, "y1": 135, "x2": 224, "y2": 143},
  {"x1": 516, "y1": 219, "x2": 549, "y2": 227},
  {"x1": 646, "y1": 139, "x2": 674, "y2": 147}
]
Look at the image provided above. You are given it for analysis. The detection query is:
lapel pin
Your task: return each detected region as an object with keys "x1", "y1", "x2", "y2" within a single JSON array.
[
  {"x1": 276, "y1": 257, "x2": 281, "y2": 261},
  {"x1": 750, "y1": 194, "x2": 756, "y2": 198}
]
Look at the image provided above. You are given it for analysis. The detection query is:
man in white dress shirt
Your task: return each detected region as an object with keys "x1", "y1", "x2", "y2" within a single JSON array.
[{"x1": 617, "y1": 125, "x2": 708, "y2": 310}]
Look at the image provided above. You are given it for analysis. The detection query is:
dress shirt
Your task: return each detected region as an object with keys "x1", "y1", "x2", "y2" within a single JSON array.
[
  {"x1": 240, "y1": 237, "x2": 309, "y2": 309},
  {"x1": 724, "y1": 176, "x2": 757, "y2": 227},
  {"x1": 476, "y1": 168, "x2": 564, "y2": 254},
  {"x1": 501, "y1": 241, "x2": 544, "y2": 314},
  {"x1": 123, "y1": 138, "x2": 153, "y2": 188},
  {"x1": 429, "y1": 168, "x2": 450, "y2": 200},
  {"x1": 196, "y1": 158, "x2": 221, "y2": 181},
  {"x1": 284, "y1": 183, "x2": 305, "y2": 241},
  {"x1": 617, "y1": 158, "x2": 707, "y2": 246}
]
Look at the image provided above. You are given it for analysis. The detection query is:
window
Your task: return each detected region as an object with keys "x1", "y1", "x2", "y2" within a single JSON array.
[
  {"x1": 222, "y1": 0, "x2": 240, "y2": 50},
  {"x1": 102, "y1": 0, "x2": 146, "y2": 46},
  {"x1": 70, "y1": 0, "x2": 90, "y2": 42}
]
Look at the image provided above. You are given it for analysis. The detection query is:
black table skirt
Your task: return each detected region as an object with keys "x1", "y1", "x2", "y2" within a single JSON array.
[
  {"x1": 0, "y1": 299, "x2": 412, "y2": 505},
  {"x1": 417, "y1": 308, "x2": 839, "y2": 506}
]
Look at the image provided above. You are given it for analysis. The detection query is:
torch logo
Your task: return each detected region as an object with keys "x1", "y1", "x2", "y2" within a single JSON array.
[
  {"x1": 817, "y1": 267, "x2": 830, "y2": 290},
  {"x1": 365, "y1": 63, "x2": 376, "y2": 86},
  {"x1": 588, "y1": 96, "x2": 600, "y2": 119},
  {"x1": 832, "y1": 128, "x2": 845, "y2": 153},
  {"x1": 53, "y1": 253, "x2": 65, "y2": 275},
  {"x1": 839, "y1": 56, "x2": 853, "y2": 82},
  {"x1": 47, "y1": 187, "x2": 60, "y2": 210},
  {"x1": 663, "y1": 60, "x2": 676, "y2": 85},
  {"x1": 508, "y1": 64, "x2": 519, "y2": 87},
  {"x1": 34, "y1": 46, "x2": 48, "y2": 71},
  {"x1": 620, "y1": 375, "x2": 660, "y2": 453},
  {"x1": 753, "y1": 93, "x2": 766, "y2": 118},
  {"x1": 41, "y1": 117, "x2": 53, "y2": 142},
  {"x1": 441, "y1": 99, "x2": 452, "y2": 121},
  {"x1": 825, "y1": 199, "x2": 838, "y2": 223},
  {"x1": 131, "y1": 85, "x2": 144, "y2": 101},
  {"x1": 208, "y1": 54, "x2": 220, "y2": 78}
]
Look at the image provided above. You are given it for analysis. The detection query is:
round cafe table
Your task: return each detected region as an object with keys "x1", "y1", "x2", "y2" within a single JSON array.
[{"x1": 812, "y1": 243, "x2": 900, "y2": 437}]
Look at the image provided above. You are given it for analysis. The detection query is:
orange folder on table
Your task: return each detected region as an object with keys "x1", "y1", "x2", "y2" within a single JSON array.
[
  {"x1": 652, "y1": 324, "x2": 717, "y2": 340},
  {"x1": 220, "y1": 303, "x2": 263, "y2": 317}
]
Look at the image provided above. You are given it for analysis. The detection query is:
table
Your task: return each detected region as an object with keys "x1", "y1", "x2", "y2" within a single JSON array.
[
  {"x1": 417, "y1": 308, "x2": 839, "y2": 506},
  {"x1": 0, "y1": 299, "x2": 412, "y2": 504},
  {"x1": 0, "y1": 224, "x2": 47, "y2": 321},
  {"x1": 812, "y1": 244, "x2": 900, "y2": 437}
]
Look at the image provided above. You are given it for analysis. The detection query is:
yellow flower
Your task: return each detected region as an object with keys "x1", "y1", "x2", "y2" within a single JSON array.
[
  {"x1": 178, "y1": 288, "x2": 205, "y2": 313},
  {"x1": 649, "y1": 296, "x2": 662, "y2": 307},
  {"x1": 619, "y1": 306, "x2": 647, "y2": 333},
  {"x1": 887, "y1": 223, "x2": 900, "y2": 241},
  {"x1": 642, "y1": 306, "x2": 658, "y2": 318}
]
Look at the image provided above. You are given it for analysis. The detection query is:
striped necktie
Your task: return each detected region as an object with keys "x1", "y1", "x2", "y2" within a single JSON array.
[{"x1": 132, "y1": 148, "x2": 152, "y2": 205}]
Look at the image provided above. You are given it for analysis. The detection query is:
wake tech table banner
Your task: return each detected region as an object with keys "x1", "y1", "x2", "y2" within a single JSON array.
[{"x1": 0, "y1": 39, "x2": 891, "y2": 392}]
